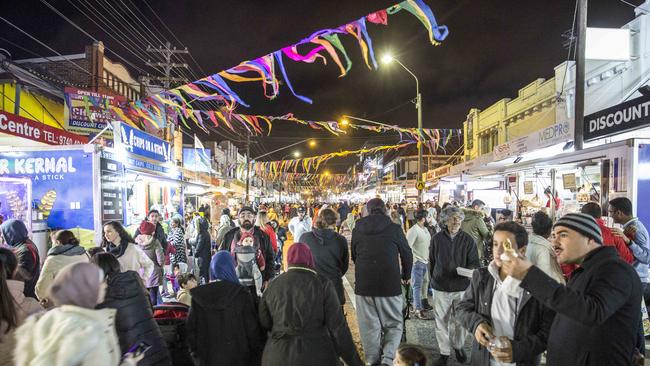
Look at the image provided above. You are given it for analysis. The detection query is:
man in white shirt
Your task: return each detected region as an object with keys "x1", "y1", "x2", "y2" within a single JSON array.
[
  {"x1": 288, "y1": 206, "x2": 312, "y2": 242},
  {"x1": 406, "y1": 209, "x2": 432, "y2": 319}
]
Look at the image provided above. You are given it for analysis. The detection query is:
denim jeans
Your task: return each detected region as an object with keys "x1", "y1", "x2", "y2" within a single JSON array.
[{"x1": 411, "y1": 261, "x2": 428, "y2": 311}]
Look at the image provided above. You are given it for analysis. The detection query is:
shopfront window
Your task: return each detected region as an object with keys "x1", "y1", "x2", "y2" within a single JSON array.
[{"x1": 125, "y1": 173, "x2": 181, "y2": 233}]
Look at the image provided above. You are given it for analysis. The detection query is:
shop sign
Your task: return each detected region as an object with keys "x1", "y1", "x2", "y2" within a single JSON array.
[
  {"x1": 536, "y1": 121, "x2": 571, "y2": 149},
  {"x1": 64, "y1": 87, "x2": 123, "y2": 136},
  {"x1": 563, "y1": 173, "x2": 577, "y2": 190},
  {"x1": 117, "y1": 122, "x2": 171, "y2": 163},
  {"x1": 99, "y1": 153, "x2": 124, "y2": 223},
  {"x1": 584, "y1": 94, "x2": 650, "y2": 142},
  {"x1": 433, "y1": 164, "x2": 451, "y2": 179},
  {"x1": 0, "y1": 111, "x2": 88, "y2": 145},
  {"x1": 493, "y1": 136, "x2": 528, "y2": 161},
  {"x1": 523, "y1": 181, "x2": 534, "y2": 194},
  {"x1": 0, "y1": 150, "x2": 94, "y2": 238}
]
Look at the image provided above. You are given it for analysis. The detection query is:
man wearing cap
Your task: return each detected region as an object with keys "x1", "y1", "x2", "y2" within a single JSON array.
[
  {"x1": 288, "y1": 206, "x2": 312, "y2": 243},
  {"x1": 219, "y1": 206, "x2": 275, "y2": 291},
  {"x1": 501, "y1": 212, "x2": 642, "y2": 365}
]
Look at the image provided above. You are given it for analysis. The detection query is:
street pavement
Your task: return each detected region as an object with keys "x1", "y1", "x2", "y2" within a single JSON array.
[{"x1": 343, "y1": 261, "x2": 472, "y2": 366}]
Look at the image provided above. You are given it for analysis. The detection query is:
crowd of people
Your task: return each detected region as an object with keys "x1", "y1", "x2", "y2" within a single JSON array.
[{"x1": 0, "y1": 195, "x2": 648, "y2": 365}]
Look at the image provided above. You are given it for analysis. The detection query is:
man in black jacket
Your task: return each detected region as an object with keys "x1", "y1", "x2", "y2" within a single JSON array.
[
  {"x1": 351, "y1": 198, "x2": 412, "y2": 366},
  {"x1": 456, "y1": 221, "x2": 555, "y2": 366},
  {"x1": 502, "y1": 212, "x2": 642, "y2": 366},
  {"x1": 218, "y1": 206, "x2": 275, "y2": 291},
  {"x1": 429, "y1": 205, "x2": 480, "y2": 365}
]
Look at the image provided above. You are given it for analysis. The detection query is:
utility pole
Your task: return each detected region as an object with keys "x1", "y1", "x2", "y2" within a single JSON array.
[
  {"x1": 146, "y1": 41, "x2": 189, "y2": 89},
  {"x1": 245, "y1": 134, "x2": 251, "y2": 203},
  {"x1": 574, "y1": 0, "x2": 587, "y2": 151}
]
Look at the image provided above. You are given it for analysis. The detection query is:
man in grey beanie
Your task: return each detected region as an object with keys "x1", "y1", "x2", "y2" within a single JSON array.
[{"x1": 501, "y1": 212, "x2": 642, "y2": 365}]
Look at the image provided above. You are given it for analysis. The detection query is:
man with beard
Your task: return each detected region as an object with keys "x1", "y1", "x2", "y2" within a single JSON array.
[
  {"x1": 502, "y1": 213, "x2": 642, "y2": 365},
  {"x1": 219, "y1": 206, "x2": 275, "y2": 292},
  {"x1": 429, "y1": 206, "x2": 480, "y2": 365}
]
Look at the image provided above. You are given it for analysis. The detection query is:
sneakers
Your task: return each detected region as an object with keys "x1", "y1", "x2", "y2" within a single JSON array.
[
  {"x1": 413, "y1": 310, "x2": 430, "y2": 320},
  {"x1": 432, "y1": 354, "x2": 448, "y2": 366},
  {"x1": 422, "y1": 298, "x2": 433, "y2": 311},
  {"x1": 454, "y1": 348, "x2": 468, "y2": 363}
]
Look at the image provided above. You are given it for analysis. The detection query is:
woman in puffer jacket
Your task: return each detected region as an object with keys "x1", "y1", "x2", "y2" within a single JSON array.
[
  {"x1": 135, "y1": 220, "x2": 165, "y2": 305},
  {"x1": 35, "y1": 230, "x2": 89, "y2": 303},
  {"x1": 14, "y1": 262, "x2": 141, "y2": 366},
  {"x1": 92, "y1": 252, "x2": 171, "y2": 366}
]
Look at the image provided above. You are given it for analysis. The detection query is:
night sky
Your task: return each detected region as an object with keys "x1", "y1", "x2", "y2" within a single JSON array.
[{"x1": 0, "y1": 0, "x2": 636, "y2": 171}]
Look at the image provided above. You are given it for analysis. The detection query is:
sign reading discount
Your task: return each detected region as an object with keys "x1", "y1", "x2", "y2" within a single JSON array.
[{"x1": 0, "y1": 111, "x2": 88, "y2": 145}]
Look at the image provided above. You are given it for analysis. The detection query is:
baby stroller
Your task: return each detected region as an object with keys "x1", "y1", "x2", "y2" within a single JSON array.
[
  {"x1": 401, "y1": 283, "x2": 413, "y2": 342},
  {"x1": 153, "y1": 302, "x2": 193, "y2": 366}
]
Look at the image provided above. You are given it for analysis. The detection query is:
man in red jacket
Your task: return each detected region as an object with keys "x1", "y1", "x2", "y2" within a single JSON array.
[{"x1": 581, "y1": 202, "x2": 634, "y2": 264}]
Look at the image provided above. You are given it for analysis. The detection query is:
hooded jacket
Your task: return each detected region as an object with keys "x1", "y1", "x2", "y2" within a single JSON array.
[
  {"x1": 259, "y1": 268, "x2": 363, "y2": 366},
  {"x1": 351, "y1": 213, "x2": 413, "y2": 297},
  {"x1": 96, "y1": 270, "x2": 171, "y2": 366},
  {"x1": 135, "y1": 235, "x2": 165, "y2": 288},
  {"x1": 187, "y1": 281, "x2": 264, "y2": 366},
  {"x1": 14, "y1": 305, "x2": 120, "y2": 366},
  {"x1": 1, "y1": 219, "x2": 40, "y2": 298},
  {"x1": 461, "y1": 208, "x2": 489, "y2": 258},
  {"x1": 299, "y1": 228, "x2": 349, "y2": 304},
  {"x1": 219, "y1": 227, "x2": 274, "y2": 282},
  {"x1": 520, "y1": 246, "x2": 642, "y2": 366},
  {"x1": 135, "y1": 221, "x2": 168, "y2": 252},
  {"x1": 194, "y1": 216, "x2": 212, "y2": 259},
  {"x1": 35, "y1": 244, "x2": 89, "y2": 301},
  {"x1": 455, "y1": 265, "x2": 555, "y2": 366}
]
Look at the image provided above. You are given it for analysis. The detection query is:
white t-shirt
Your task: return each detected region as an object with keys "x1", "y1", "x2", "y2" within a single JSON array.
[
  {"x1": 487, "y1": 262, "x2": 520, "y2": 366},
  {"x1": 406, "y1": 224, "x2": 431, "y2": 264}
]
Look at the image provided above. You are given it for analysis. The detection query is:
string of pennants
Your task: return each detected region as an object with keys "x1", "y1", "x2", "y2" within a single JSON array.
[
  {"x1": 109, "y1": 0, "x2": 448, "y2": 131},
  {"x1": 246, "y1": 142, "x2": 415, "y2": 177}
]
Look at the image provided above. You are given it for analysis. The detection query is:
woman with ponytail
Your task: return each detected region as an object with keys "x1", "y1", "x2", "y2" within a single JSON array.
[
  {"x1": 0, "y1": 248, "x2": 42, "y2": 366},
  {"x1": 35, "y1": 230, "x2": 90, "y2": 302}
]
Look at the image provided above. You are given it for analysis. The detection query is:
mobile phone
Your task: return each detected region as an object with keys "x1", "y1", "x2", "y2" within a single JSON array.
[{"x1": 126, "y1": 341, "x2": 151, "y2": 357}]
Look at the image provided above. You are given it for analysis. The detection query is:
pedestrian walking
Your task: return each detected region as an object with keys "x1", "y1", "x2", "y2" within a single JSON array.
[
  {"x1": 135, "y1": 220, "x2": 165, "y2": 305},
  {"x1": 134, "y1": 209, "x2": 169, "y2": 252},
  {"x1": 215, "y1": 214, "x2": 232, "y2": 251},
  {"x1": 0, "y1": 219, "x2": 40, "y2": 299},
  {"x1": 526, "y1": 211, "x2": 564, "y2": 283},
  {"x1": 456, "y1": 221, "x2": 555, "y2": 366},
  {"x1": 35, "y1": 230, "x2": 89, "y2": 303},
  {"x1": 0, "y1": 248, "x2": 42, "y2": 366},
  {"x1": 219, "y1": 206, "x2": 274, "y2": 292},
  {"x1": 429, "y1": 205, "x2": 480, "y2": 365},
  {"x1": 193, "y1": 213, "x2": 212, "y2": 284},
  {"x1": 581, "y1": 202, "x2": 634, "y2": 263},
  {"x1": 352, "y1": 198, "x2": 413, "y2": 366},
  {"x1": 339, "y1": 212, "x2": 356, "y2": 242},
  {"x1": 187, "y1": 251, "x2": 264, "y2": 366},
  {"x1": 288, "y1": 206, "x2": 312, "y2": 242},
  {"x1": 406, "y1": 209, "x2": 432, "y2": 319},
  {"x1": 300, "y1": 208, "x2": 349, "y2": 305},
  {"x1": 259, "y1": 243, "x2": 363, "y2": 366},
  {"x1": 91, "y1": 252, "x2": 171, "y2": 366},
  {"x1": 608, "y1": 197, "x2": 650, "y2": 357},
  {"x1": 102, "y1": 220, "x2": 154, "y2": 283},
  {"x1": 461, "y1": 200, "x2": 490, "y2": 262},
  {"x1": 168, "y1": 216, "x2": 188, "y2": 267},
  {"x1": 14, "y1": 262, "x2": 140, "y2": 366},
  {"x1": 501, "y1": 213, "x2": 642, "y2": 365}
]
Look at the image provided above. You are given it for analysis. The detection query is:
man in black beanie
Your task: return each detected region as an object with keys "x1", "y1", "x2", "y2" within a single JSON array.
[{"x1": 501, "y1": 212, "x2": 642, "y2": 365}]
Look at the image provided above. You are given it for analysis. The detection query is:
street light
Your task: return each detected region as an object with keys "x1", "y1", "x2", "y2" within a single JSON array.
[
  {"x1": 293, "y1": 150, "x2": 301, "y2": 158},
  {"x1": 382, "y1": 52, "x2": 423, "y2": 204},
  {"x1": 309, "y1": 139, "x2": 317, "y2": 148},
  {"x1": 340, "y1": 118, "x2": 350, "y2": 127}
]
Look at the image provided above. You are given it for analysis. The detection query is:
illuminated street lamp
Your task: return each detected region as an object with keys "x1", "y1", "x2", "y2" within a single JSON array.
[
  {"x1": 293, "y1": 151, "x2": 301, "y2": 158},
  {"x1": 340, "y1": 118, "x2": 350, "y2": 127},
  {"x1": 309, "y1": 139, "x2": 317, "y2": 148},
  {"x1": 382, "y1": 52, "x2": 423, "y2": 204}
]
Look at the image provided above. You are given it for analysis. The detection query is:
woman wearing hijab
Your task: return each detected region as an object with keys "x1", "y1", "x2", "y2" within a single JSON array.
[
  {"x1": 14, "y1": 262, "x2": 130, "y2": 366},
  {"x1": 215, "y1": 214, "x2": 232, "y2": 250},
  {"x1": 0, "y1": 219, "x2": 40, "y2": 298},
  {"x1": 187, "y1": 251, "x2": 264, "y2": 366},
  {"x1": 258, "y1": 243, "x2": 363, "y2": 366},
  {"x1": 92, "y1": 252, "x2": 172, "y2": 366},
  {"x1": 35, "y1": 230, "x2": 89, "y2": 303},
  {"x1": 102, "y1": 220, "x2": 154, "y2": 283}
]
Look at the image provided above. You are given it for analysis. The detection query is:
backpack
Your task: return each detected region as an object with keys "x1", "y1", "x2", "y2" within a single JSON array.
[{"x1": 233, "y1": 245, "x2": 262, "y2": 289}]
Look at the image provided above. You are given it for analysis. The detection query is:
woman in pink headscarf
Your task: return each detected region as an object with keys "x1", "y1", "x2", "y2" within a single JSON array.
[{"x1": 258, "y1": 243, "x2": 363, "y2": 366}]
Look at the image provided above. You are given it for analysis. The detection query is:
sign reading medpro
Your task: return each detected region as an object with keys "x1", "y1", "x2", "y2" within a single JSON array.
[
  {"x1": 585, "y1": 94, "x2": 650, "y2": 142},
  {"x1": 117, "y1": 122, "x2": 171, "y2": 163},
  {"x1": 0, "y1": 150, "x2": 95, "y2": 245}
]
